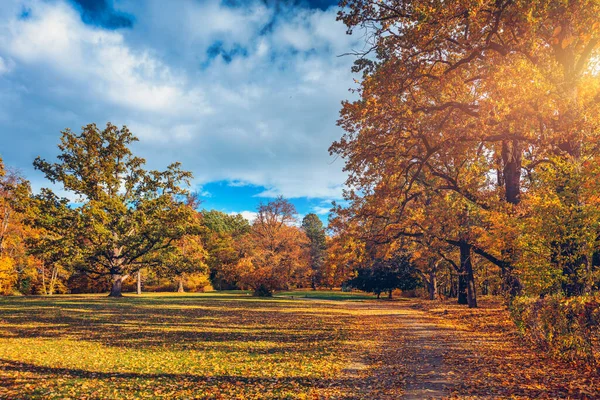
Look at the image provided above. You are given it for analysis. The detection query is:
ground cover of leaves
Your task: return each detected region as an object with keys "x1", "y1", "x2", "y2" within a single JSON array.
[
  {"x1": 409, "y1": 297, "x2": 600, "y2": 399},
  {"x1": 0, "y1": 293, "x2": 598, "y2": 399},
  {"x1": 0, "y1": 292, "x2": 404, "y2": 399}
]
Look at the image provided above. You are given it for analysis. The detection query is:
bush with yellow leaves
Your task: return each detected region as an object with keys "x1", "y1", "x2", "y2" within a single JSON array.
[
  {"x1": 0, "y1": 256, "x2": 17, "y2": 295},
  {"x1": 511, "y1": 295, "x2": 600, "y2": 364}
]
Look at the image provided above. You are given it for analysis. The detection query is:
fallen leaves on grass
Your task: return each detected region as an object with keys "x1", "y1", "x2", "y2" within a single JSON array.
[
  {"x1": 0, "y1": 294, "x2": 400, "y2": 399},
  {"x1": 413, "y1": 297, "x2": 600, "y2": 399}
]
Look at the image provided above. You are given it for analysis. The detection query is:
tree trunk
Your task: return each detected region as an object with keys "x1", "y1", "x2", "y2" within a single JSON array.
[
  {"x1": 177, "y1": 277, "x2": 185, "y2": 293},
  {"x1": 457, "y1": 274, "x2": 468, "y2": 305},
  {"x1": 388, "y1": 290, "x2": 392, "y2": 299},
  {"x1": 449, "y1": 274, "x2": 457, "y2": 298},
  {"x1": 460, "y1": 242, "x2": 477, "y2": 308},
  {"x1": 49, "y1": 266, "x2": 58, "y2": 295},
  {"x1": 376, "y1": 292, "x2": 381, "y2": 299},
  {"x1": 428, "y1": 269, "x2": 437, "y2": 300},
  {"x1": 109, "y1": 274, "x2": 125, "y2": 297},
  {"x1": 41, "y1": 264, "x2": 47, "y2": 295},
  {"x1": 136, "y1": 271, "x2": 142, "y2": 295},
  {"x1": 502, "y1": 139, "x2": 522, "y2": 205}
]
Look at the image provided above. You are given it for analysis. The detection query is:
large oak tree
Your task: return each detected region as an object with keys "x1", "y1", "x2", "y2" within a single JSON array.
[{"x1": 34, "y1": 123, "x2": 199, "y2": 297}]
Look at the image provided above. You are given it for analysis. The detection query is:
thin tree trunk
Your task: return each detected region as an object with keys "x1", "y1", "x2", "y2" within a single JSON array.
[
  {"x1": 49, "y1": 266, "x2": 58, "y2": 295},
  {"x1": 177, "y1": 277, "x2": 185, "y2": 293},
  {"x1": 0, "y1": 206, "x2": 11, "y2": 255},
  {"x1": 388, "y1": 290, "x2": 392, "y2": 299},
  {"x1": 460, "y1": 242, "x2": 477, "y2": 308},
  {"x1": 429, "y1": 269, "x2": 437, "y2": 300},
  {"x1": 502, "y1": 139, "x2": 522, "y2": 205},
  {"x1": 41, "y1": 264, "x2": 47, "y2": 295},
  {"x1": 136, "y1": 271, "x2": 142, "y2": 295}
]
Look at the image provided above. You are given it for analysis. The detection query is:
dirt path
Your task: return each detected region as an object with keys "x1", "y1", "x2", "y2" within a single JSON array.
[
  {"x1": 395, "y1": 310, "x2": 459, "y2": 399},
  {"x1": 327, "y1": 301, "x2": 463, "y2": 399},
  {"x1": 336, "y1": 298, "x2": 600, "y2": 399},
  {"x1": 364, "y1": 303, "x2": 461, "y2": 399}
]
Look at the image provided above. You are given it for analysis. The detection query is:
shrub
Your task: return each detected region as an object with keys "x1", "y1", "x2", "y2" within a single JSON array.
[
  {"x1": 510, "y1": 295, "x2": 600, "y2": 364},
  {"x1": 0, "y1": 256, "x2": 17, "y2": 295},
  {"x1": 345, "y1": 255, "x2": 422, "y2": 299},
  {"x1": 67, "y1": 272, "x2": 112, "y2": 294},
  {"x1": 253, "y1": 283, "x2": 273, "y2": 297},
  {"x1": 184, "y1": 273, "x2": 213, "y2": 292}
]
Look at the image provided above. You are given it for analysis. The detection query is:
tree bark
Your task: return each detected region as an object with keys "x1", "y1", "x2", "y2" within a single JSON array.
[
  {"x1": 109, "y1": 274, "x2": 126, "y2": 297},
  {"x1": 136, "y1": 271, "x2": 142, "y2": 295},
  {"x1": 460, "y1": 242, "x2": 477, "y2": 308},
  {"x1": 502, "y1": 139, "x2": 522, "y2": 205},
  {"x1": 428, "y1": 269, "x2": 438, "y2": 300},
  {"x1": 177, "y1": 277, "x2": 185, "y2": 293},
  {"x1": 457, "y1": 274, "x2": 468, "y2": 305}
]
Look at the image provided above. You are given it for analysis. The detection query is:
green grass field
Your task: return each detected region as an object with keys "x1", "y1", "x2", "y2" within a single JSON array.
[{"x1": 0, "y1": 291, "x2": 387, "y2": 399}]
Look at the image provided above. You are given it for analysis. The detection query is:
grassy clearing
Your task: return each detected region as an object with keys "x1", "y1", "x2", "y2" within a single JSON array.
[
  {"x1": 0, "y1": 292, "x2": 391, "y2": 399},
  {"x1": 5, "y1": 292, "x2": 593, "y2": 399}
]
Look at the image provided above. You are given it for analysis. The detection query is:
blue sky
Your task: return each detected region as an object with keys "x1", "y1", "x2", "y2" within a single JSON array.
[{"x1": 0, "y1": 0, "x2": 357, "y2": 224}]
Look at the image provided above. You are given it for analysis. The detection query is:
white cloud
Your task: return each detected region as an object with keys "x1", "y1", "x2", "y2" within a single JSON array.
[
  {"x1": 0, "y1": 0, "x2": 359, "y2": 200},
  {"x1": 1, "y1": 2, "x2": 211, "y2": 116},
  {"x1": 232, "y1": 211, "x2": 258, "y2": 223},
  {"x1": 312, "y1": 205, "x2": 332, "y2": 215},
  {"x1": 0, "y1": 55, "x2": 11, "y2": 74}
]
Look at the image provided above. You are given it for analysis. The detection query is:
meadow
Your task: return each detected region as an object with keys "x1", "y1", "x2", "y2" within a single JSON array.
[
  {"x1": 2, "y1": 292, "x2": 600, "y2": 399},
  {"x1": 0, "y1": 291, "x2": 399, "y2": 400}
]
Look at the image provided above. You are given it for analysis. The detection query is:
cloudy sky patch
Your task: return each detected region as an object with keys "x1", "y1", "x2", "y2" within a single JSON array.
[{"x1": 0, "y1": 0, "x2": 356, "y2": 221}]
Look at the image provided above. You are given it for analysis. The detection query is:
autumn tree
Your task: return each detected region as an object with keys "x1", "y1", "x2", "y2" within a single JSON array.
[
  {"x1": 234, "y1": 197, "x2": 310, "y2": 296},
  {"x1": 323, "y1": 209, "x2": 369, "y2": 289},
  {"x1": 0, "y1": 159, "x2": 39, "y2": 295},
  {"x1": 27, "y1": 189, "x2": 77, "y2": 295},
  {"x1": 333, "y1": 0, "x2": 600, "y2": 302},
  {"x1": 157, "y1": 235, "x2": 208, "y2": 292},
  {"x1": 301, "y1": 213, "x2": 327, "y2": 289},
  {"x1": 34, "y1": 123, "x2": 199, "y2": 297}
]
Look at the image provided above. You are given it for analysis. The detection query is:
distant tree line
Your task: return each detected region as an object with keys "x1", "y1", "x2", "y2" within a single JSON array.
[{"x1": 2, "y1": 123, "x2": 421, "y2": 297}]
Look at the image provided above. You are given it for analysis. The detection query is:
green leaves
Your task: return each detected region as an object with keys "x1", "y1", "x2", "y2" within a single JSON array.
[{"x1": 32, "y1": 123, "x2": 200, "y2": 296}]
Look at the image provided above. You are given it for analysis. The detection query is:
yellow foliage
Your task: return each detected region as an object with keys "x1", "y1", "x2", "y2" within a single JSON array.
[{"x1": 0, "y1": 256, "x2": 17, "y2": 295}]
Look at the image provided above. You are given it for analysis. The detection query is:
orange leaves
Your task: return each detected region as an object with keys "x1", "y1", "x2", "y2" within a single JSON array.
[
  {"x1": 227, "y1": 198, "x2": 311, "y2": 295},
  {"x1": 414, "y1": 297, "x2": 600, "y2": 398},
  {"x1": 332, "y1": 0, "x2": 600, "y2": 303}
]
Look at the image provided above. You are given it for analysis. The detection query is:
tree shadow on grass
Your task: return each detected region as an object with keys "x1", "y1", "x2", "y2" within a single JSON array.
[
  {"x1": 0, "y1": 296, "x2": 353, "y2": 352},
  {"x1": 0, "y1": 358, "x2": 365, "y2": 399}
]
